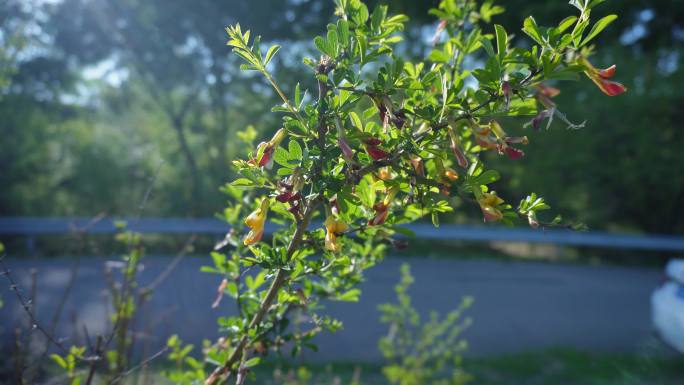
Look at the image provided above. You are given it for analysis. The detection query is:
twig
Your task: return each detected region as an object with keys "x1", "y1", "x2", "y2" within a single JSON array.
[
  {"x1": 0, "y1": 255, "x2": 70, "y2": 355},
  {"x1": 26, "y1": 257, "x2": 82, "y2": 383},
  {"x1": 85, "y1": 336, "x2": 104, "y2": 385},
  {"x1": 108, "y1": 346, "x2": 169, "y2": 385},
  {"x1": 142, "y1": 235, "x2": 197, "y2": 293}
]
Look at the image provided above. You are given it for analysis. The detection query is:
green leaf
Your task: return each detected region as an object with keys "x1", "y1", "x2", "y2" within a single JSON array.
[
  {"x1": 231, "y1": 178, "x2": 256, "y2": 187},
  {"x1": 428, "y1": 49, "x2": 450, "y2": 63},
  {"x1": 522, "y1": 16, "x2": 543, "y2": 45},
  {"x1": 479, "y1": 36, "x2": 496, "y2": 58},
  {"x1": 338, "y1": 20, "x2": 350, "y2": 47},
  {"x1": 264, "y1": 44, "x2": 281, "y2": 65},
  {"x1": 288, "y1": 140, "x2": 302, "y2": 160},
  {"x1": 431, "y1": 211, "x2": 440, "y2": 228},
  {"x1": 314, "y1": 36, "x2": 328, "y2": 56},
  {"x1": 244, "y1": 357, "x2": 261, "y2": 368},
  {"x1": 472, "y1": 170, "x2": 500, "y2": 185},
  {"x1": 581, "y1": 15, "x2": 617, "y2": 46},
  {"x1": 294, "y1": 83, "x2": 301, "y2": 107},
  {"x1": 349, "y1": 111, "x2": 363, "y2": 130},
  {"x1": 335, "y1": 289, "x2": 361, "y2": 301},
  {"x1": 494, "y1": 24, "x2": 507, "y2": 62},
  {"x1": 327, "y1": 29, "x2": 339, "y2": 57},
  {"x1": 274, "y1": 147, "x2": 291, "y2": 168},
  {"x1": 557, "y1": 16, "x2": 578, "y2": 33},
  {"x1": 51, "y1": 354, "x2": 67, "y2": 369}
]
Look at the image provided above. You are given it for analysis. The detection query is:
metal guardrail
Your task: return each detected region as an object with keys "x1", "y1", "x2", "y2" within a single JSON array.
[{"x1": 1, "y1": 217, "x2": 683, "y2": 253}]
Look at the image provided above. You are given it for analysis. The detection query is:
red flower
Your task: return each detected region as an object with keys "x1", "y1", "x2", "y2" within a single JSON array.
[
  {"x1": 504, "y1": 146, "x2": 525, "y2": 160},
  {"x1": 255, "y1": 128, "x2": 287, "y2": 169},
  {"x1": 599, "y1": 64, "x2": 616, "y2": 78},
  {"x1": 364, "y1": 138, "x2": 389, "y2": 161},
  {"x1": 579, "y1": 57, "x2": 627, "y2": 97}
]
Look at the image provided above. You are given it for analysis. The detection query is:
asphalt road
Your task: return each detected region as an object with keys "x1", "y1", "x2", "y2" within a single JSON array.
[{"x1": 0, "y1": 256, "x2": 665, "y2": 361}]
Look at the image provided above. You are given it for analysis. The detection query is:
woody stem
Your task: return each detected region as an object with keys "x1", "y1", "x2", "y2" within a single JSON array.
[{"x1": 207, "y1": 196, "x2": 322, "y2": 385}]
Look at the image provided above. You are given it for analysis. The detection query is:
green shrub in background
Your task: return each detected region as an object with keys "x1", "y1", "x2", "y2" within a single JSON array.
[{"x1": 379, "y1": 264, "x2": 472, "y2": 385}]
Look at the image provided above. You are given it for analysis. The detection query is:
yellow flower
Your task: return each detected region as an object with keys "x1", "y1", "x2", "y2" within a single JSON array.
[
  {"x1": 324, "y1": 215, "x2": 349, "y2": 252},
  {"x1": 244, "y1": 198, "x2": 270, "y2": 245},
  {"x1": 477, "y1": 192, "x2": 504, "y2": 222}
]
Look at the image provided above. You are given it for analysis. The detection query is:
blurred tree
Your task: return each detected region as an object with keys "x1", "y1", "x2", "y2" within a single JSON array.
[{"x1": 1, "y1": 0, "x2": 682, "y2": 233}]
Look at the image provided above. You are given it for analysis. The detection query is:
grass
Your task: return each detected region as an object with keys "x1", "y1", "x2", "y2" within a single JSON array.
[
  {"x1": 35, "y1": 347, "x2": 683, "y2": 385},
  {"x1": 236, "y1": 348, "x2": 684, "y2": 385}
]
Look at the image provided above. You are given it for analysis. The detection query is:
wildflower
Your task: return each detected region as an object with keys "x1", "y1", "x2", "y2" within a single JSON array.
[
  {"x1": 368, "y1": 188, "x2": 397, "y2": 226},
  {"x1": 448, "y1": 127, "x2": 469, "y2": 168},
  {"x1": 473, "y1": 120, "x2": 527, "y2": 160},
  {"x1": 335, "y1": 118, "x2": 355, "y2": 163},
  {"x1": 443, "y1": 167, "x2": 459, "y2": 182},
  {"x1": 410, "y1": 156, "x2": 425, "y2": 178},
  {"x1": 477, "y1": 192, "x2": 504, "y2": 222},
  {"x1": 536, "y1": 83, "x2": 561, "y2": 99},
  {"x1": 371, "y1": 95, "x2": 396, "y2": 129},
  {"x1": 378, "y1": 167, "x2": 392, "y2": 181},
  {"x1": 579, "y1": 57, "x2": 627, "y2": 97},
  {"x1": 364, "y1": 137, "x2": 390, "y2": 161},
  {"x1": 324, "y1": 215, "x2": 349, "y2": 253},
  {"x1": 244, "y1": 198, "x2": 269, "y2": 245},
  {"x1": 501, "y1": 80, "x2": 512, "y2": 111},
  {"x1": 255, "y1": 128, "x2": 287, "y2": 169},
  {"x1": 369, "y1": 202, "x2": 391, "y2": 226}
]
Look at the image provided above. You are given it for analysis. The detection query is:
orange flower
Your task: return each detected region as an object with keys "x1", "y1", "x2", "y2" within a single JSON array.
[
  {"x1": 477, "y1": 192, "x2": 504, "y2": 222},
  {"x1": 443, "y1": 167, "x2": 459, "y2": 182},
  {"x1": 324, "y1": 215, "x2": 349, "y2": 253},
  {"x1": 244, "y1": 198, "x2": 269, "y2": 245},
  {"x1": 579, "y1": 57, "x2": 627, "y2": 97}
]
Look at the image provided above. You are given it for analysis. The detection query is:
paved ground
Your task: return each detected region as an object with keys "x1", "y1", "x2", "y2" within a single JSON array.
[{"x1": 0, "y1": 256, "x2": 665, "y2": 361}]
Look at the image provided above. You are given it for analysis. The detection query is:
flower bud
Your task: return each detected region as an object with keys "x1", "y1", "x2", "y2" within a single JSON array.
[{"x1": 244, "y1": 198, "x2": 269, "y2": 245}]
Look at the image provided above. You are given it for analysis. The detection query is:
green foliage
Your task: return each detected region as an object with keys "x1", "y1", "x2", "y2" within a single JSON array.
[
  {"x1": 199, "y1": 0, "x2": 622, "y2": 383},
  {"x1": 164, "y1": 335, "x2": 207, "y2": 385},
  {"x1": 378, "y1": 264, "x2": 472, "y2": 385},
  {"x1": 50, "y1": 346, "x2": 86, "y2": 385}
]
